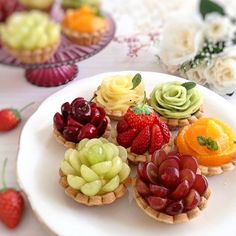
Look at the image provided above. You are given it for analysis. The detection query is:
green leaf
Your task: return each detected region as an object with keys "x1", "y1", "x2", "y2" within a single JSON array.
[
  {"x1": 197, "y1": 136, "x2": 206, "y2": 145},
  {"x1": 206, "y1": 137, "x2": 219, "y2": 151},
  {"x1": 181, "y1": 82, "x2": 196, "y2": 90},
  {"x1": 200, "y1": 0, "x2": 225, "y2": 19},
  {"x1": 131, "y1": 73, "x2": 142, "y2": 90}
]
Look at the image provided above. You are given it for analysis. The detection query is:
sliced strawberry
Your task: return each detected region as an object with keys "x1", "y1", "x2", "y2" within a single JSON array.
[
  {"x1": 159, "y1": 121, "x2": 170, "y2": 143},
  {"x1": 149, "y1": 124, "x2": 164, "y2": 154},
  {"x1": 117, "y1": 119, "x2": 130, "y2": 133},
  {"x1": 117, "y1": 128, "x2": 139, "y2": 148},
  {"x1": 131, "y1": 126, "x2": 151, "y2": 154}
]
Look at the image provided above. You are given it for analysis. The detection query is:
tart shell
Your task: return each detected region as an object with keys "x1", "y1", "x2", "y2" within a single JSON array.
[
  {"x1": 132, "y1": 177, "x2": 211, "y2": 224},
  {"x1": 3, "y1": 41, "x2": 60, "y2": 64},
  {"x1": 59, "y1": 169, "x2": 131, "y2": 206},
  {"x1": 62, "y1": 26, "x2": 107, "y2": 46},
  {"x1": 53, "y1": 116, "x2": 111, "y2": 148},
  {"x1": 112, "y1": 128, "x2": 174, "y2": 164}
]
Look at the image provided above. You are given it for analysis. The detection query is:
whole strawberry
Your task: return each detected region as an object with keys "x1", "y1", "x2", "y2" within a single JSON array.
[
  {"x1": 0, "y1": 159, "x2": 24, "y2": 229},
  {"x1": 124, "y1": 104, "x2": 159, "y2": 130},
  {"x1": 0, "y1": 103, "x2": 33, "y2": 132}
]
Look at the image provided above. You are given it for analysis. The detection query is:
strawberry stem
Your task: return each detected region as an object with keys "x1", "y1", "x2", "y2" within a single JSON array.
[
  {"x1": 1, "y1": 159, "x2": 7, "y2": 190},
  {"x1": 19, "y1": 102, "x2": 34, "y2": 113}
]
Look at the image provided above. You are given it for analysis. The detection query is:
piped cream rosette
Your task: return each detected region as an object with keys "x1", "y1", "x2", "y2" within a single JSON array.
[{"x1": 95, "y1": 75, "x2": 145, "y2": 120}]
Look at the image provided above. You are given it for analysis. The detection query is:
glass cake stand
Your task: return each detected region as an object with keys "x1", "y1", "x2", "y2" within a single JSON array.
[{"x1": 0, "y1": 13, "x2": 115, "y2": 87}]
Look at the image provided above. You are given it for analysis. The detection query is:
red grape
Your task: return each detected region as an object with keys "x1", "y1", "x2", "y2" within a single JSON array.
[
  {"x1": 184, "y1": 189, "x2": 201, "y2": 211},
  {"x1": 137, "y1": 162, "x2": 146, "y2": 179},
  {"x1": 160, "y1": 167, "x2": 179, "y2": 188},
  {"x1": 151, "y1": 149, "x2": 167, "y2": 167},
  {"x1": 192, "y1": 175, "x2": 208, "y2": 196},
  {"x1": 145, "y1": 162, "x2": 159, "y2": 184},
  {"x1": 149, "y1": 184, "x2": 169, "y2": 198},
  {"x1": 166, "y1": 153, "x2": 180, "y2": 162},
  {"x1": 136, "y1": 179, "x2": 150, "y2": 196},
  {"x1": 179, "y1": 155, "x2": 198, "y2": 173},
  {"x1": 165, "y1": 200, "x2": 184, "y2": 216},
  {"x1": 170, "y1": 180, "x2": 190, "y2": 200},
  {"x1": 147, "y1": 196, "x2": 167, "y2": 211},
  {"x1": 179, "y1": 169, "x2": 196, "y2": 187},
  {"x1": 159, "y1": 158, "x2": 179, "y2": 176}
]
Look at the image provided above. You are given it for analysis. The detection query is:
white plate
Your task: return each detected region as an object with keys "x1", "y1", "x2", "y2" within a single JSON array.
[{"x1": 17, "y1": 71, "x2": 236, "y2": 236}]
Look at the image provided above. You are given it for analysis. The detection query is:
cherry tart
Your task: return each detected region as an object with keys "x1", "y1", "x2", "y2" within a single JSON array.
[
  {"x1": 53, "y1": 97, "x2": 111, "y2": 148},
  {"x1": 132, "y1": 150, "x2": 211, "y2": 224},
  {"x1": 113, "y1": 104, "x2": 172, "y2": 164}
]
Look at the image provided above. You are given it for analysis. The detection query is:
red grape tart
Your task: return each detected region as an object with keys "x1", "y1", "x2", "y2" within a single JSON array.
[{"x1": 132, "y1": 150, "x2": 211, "y2": 223}]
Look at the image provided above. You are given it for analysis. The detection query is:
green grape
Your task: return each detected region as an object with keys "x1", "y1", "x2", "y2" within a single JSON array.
[
  {"x1": 85, "y1": 138, "x2": 103, "y2": 148},
  {"x1": 36, "y1": 34, "x2": 48, "y2": 49},
  {"x1": 67, "y1": 175, "x2": 86, "y2": 190},
  {"x1": 91, "y1": 161, "x2": 112, "y2": 176},
  {"x1": 78, "y1": 147, "x2": 90, "y2": 166},
  {"x1": 47, "y1": 24, "x2": 60, "y2": 45},
  {"x1": 102, "y1": 143, "x2": 114, "y2": 161},
  {"x1": 102, "y1": 175, "x2": 120, "y2": 193},
  {"x1": 105, "y1": 156, "x2": 122, "y2": 179},
  {"x1": 118, "y1": 163, "x2": 130, "y2": 182},
  {"x1": 60, "y1": 161, "x2": 77, "y2": 175},
  {"x1": 22, "y1": 35, "x2": 38, "y2": 50},
  {"x1": 64, "y1": 148, "x2": 74, "y2": 161},
  {"x1": 69, "y1": 150, "x2": 81, "y2": 174},
  {"x1": 99, "y1": 137, "x2": 109, "y2": 143},
  {"x1": 107, "y1": 143, "x2": 119, "y2": 157},
  {"x1": 80, "y1": 165, "x2": 99, "y2": 182},
  {"x1": 87, "y1": 144, "x2": 106, "y2": 165},
  {"x1": 76, "y1": 138, "x2": 89, "y2": 151},
  {"x1": 117, "y1": 146, "x2": 128, "y2": 162},
  {"x1": 80, "y1": 180, "x2": 102, "y2": 196}
]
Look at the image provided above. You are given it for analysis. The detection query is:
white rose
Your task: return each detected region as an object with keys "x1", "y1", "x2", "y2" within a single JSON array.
[
  {"x1": 204, "y1": 56, "x2": 236, "y2": 94},
  {"x1": 159, "y1": 16, "x2": 204, "y2": 66},
  {"x1": 183, "y1": 66, "x2": 208, "y2": 85},
  {"x1": 204, "y1": 13, "x2": 232, "y2": 42}
]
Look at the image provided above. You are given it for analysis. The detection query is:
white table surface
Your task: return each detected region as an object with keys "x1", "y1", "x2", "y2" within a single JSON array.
[{"x1": 1, "y1": 0, "x2": 236, "y2": 235}]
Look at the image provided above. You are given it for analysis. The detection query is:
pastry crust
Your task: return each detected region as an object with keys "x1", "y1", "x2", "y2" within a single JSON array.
[
  {"x1": 62, "y1": 25, "x2": 107, "y2": 46},
  {"x1": 53, "y1": 116, "x2": 111, "y2": 148},
  {"x1": 112, "y1": 128, "x2": 174, "y2": 164},
  {"x1": 59, "y1": 169, "x2": 131, "y2": 206},
  {"x1": 3, "y1": 40, "x2": 60, "y2": 64},
  {"x1": 132, "y1": 177, "x2": 211, "y2": 224}
]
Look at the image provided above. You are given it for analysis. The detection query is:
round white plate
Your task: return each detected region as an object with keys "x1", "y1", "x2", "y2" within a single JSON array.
[{"x1": 17, "y1": 71, "x2": 236, "y2": 236}]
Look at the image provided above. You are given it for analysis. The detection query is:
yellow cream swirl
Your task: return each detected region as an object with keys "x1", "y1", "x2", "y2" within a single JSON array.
[{"x1": 95, "y1": 75, "x2": 145, "y2": 112}]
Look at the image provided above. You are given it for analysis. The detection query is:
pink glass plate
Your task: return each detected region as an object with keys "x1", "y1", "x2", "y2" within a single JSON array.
[{"x1": 0, "y1": 13, "x2": 115, "y2": 87}]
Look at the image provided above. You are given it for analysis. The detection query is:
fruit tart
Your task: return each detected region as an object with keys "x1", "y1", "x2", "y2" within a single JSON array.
[
  {"x1": 19, "y1": 0, "x2": 54, "y2": 11},
  {"x1": 0, "y1": 0, "x2": 23, "y2": 22},
  {"x1": 53, "y1": 97, "x2": 111, "y2": 148},
  {"x1": 62, "y1": 6, "x2": 107, "y2": 46},
  {"x1": 176, "y1": 118, "x2": 236, "y2": 176},
  {"x1": 61, "y1": 0, "x2": 100, "y2": 11},
  {"x1": 94, "y1": 73, "x2": 145, "y2": 120},
  {"x1": 113, "y1": 99, "x2": 172, "y2": 164},
  {"x1": 149, "y1": 81, "x2": 204, "y2": 129},
  {"x1": 133, "y1": 150, "x2": 211, "y2": 224},
  {"x1": 59, "y1": 138, "x2": 131, "y2": 206},
  {"x1": 1, "y1": 11, "x2": 60, "y2": 64}
]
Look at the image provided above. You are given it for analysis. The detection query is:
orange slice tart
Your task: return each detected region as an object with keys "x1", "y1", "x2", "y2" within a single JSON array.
[
  {"x1": 62, "y1": 6, "x2": 108, "y2": 45},
  {"x1": 176, "y1": 118, "x2": 236, "y2": 176}
]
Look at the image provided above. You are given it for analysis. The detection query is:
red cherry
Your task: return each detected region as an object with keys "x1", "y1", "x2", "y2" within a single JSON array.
[
  {"x1": 61, "y1": 102, "x2": 71, "y2": 119},
  {"x1": 165, "y1": 200, "x2": 184, "y2": 216},
  {"x1": 184, "y1": 189, "x2": 201, "y2": 211},
  {"x1": 147, "y1": 196, "x2": 167, "y2": 211},
  {"x1": 53, "y1": 112, "x2": 65, "y2": 132},
  {"x1": 67, "y1": 116, "x2": 83, "y2": 129},
  {"x1": 136, "y1": 178, "x2": 150, "y2": 197},
  {"x1": 63, "y1": 126, "x2": 80, "y2": 142},
  {"x1": 160, "y1": 167, "x2": 179, "y2": 188},
  {"x1": 71, "y1": 97, "x2": 84, "y2": 107},
  {"x1": 91, "y1": 107, "x2": 106, "y2": 127},
  {"x1": 149, "y1": 184, "x2": 169, "y2": 198},
  {"x1": 170, "y1": 180, "x2": 190, "y2": 200},
  {"x1": 71, "y1": 100, "x2": 92, "y2": 124},
  {"x1": 97, "y1": 117, "x2": 108, "y2": 137},
  {"x1": 192, "y1": 175, "x2": 208, "y2": 196},
  {"x1": 77, "y1": 124, "x2": 97, "y2": 141}
]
